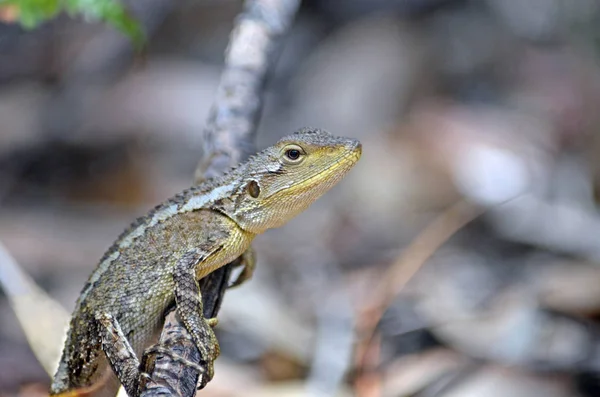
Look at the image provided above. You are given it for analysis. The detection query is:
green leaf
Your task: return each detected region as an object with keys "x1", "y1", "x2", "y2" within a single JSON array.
[{"x1": 0, "y1": 0, "x2": 145, "y2": 48}]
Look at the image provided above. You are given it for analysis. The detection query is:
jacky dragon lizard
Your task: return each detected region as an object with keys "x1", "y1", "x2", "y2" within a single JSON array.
[{"x1": 50, "y1": 128, "x2": 361, "y2": 397}]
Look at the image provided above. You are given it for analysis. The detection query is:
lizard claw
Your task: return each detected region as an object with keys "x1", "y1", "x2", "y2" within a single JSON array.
[
  {"x1": 196, "y1": 317, "x2": 220, "y2": 388},
  {"x1": 197, "y1": 361, "x2": 214, "y2": 389}
]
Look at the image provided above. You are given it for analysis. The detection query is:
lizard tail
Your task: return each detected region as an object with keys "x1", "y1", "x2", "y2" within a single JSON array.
[
  {"x1": 51, "y1": 388, "x2": 114, "y2": 397},
  {"x1": 50, "y1": 366, "x2": 125, "y2": 397},
  {"x1": 50, "y1": 383, "x2": 127, "y2": 397},
  {"x1": 52, "y1": 391, "x2": 94, "y2": 397},
  {"x1": 0, "y1": 244, "x2": 128, "y2": 397},
  {"x1": 51, "y1": 385, "x2": 114, "y2": 397}
]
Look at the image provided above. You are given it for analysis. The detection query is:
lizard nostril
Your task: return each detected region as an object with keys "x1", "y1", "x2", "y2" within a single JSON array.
[{"x1": 347, "y1": 140, "x2": 362, "y2": 154}]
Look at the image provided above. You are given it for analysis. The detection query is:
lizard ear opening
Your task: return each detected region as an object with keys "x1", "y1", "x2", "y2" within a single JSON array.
[{"x1": 247, "y1": 180, "x2": 261, "y2": 198}]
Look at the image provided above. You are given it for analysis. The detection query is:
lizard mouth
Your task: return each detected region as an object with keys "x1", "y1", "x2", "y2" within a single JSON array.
[{"x1": 316, "y1": 142, "x2": 361, "y2": 177}]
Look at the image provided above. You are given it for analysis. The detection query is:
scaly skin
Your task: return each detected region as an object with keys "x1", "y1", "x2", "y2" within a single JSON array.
[{"x1": 50, "y1": 128, "x2": 361, "y2": 397}]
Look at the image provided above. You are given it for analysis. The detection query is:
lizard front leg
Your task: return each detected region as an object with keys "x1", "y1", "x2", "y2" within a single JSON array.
[{"x1": 173, "y1": 248, "x2": 222, "y2": 389}]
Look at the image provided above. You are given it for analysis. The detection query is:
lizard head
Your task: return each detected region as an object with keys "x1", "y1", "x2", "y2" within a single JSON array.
[{"x1": 227, "y1": 128, "x2": 361, "y2": 234}]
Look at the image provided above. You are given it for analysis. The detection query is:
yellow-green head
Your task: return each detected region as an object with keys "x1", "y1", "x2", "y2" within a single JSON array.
[{"x1": 220, "y1": 127, "x2": 361, "y2": 234}]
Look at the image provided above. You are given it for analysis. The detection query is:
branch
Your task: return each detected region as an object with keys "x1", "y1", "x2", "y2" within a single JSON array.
[
  {"x1": 0, "y1": 241, "x2": 70, "y2": 377},
  {"x1": 139, "y1": 1, "x2": 301, "y2": 395}
]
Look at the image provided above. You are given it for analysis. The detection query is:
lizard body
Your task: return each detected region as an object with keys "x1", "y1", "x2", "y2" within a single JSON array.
[{"x1": 50, "y1": 128, "x2": 361, "y2": 397}]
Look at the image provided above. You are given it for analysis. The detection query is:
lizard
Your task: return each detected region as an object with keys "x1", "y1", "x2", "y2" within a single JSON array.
[{"x1": 49, "y1": 128, "x2": 362, "y2": 397}]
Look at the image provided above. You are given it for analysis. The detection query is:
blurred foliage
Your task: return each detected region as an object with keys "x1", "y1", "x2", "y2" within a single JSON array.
[{"x1": 0, "y1": 0, "x2": 145, "y2": 47}]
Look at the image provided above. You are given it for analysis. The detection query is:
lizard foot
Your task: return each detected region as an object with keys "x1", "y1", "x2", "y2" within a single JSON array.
[
  {"x1": 142, "y1": 344, "x2": 207, "y2": 374},
  {"x1": 195, "y1": 317, "x2": 220, "y2": 388},
  {"x1": 140, "y1": 344, "x2": 211, "y2": 392}
]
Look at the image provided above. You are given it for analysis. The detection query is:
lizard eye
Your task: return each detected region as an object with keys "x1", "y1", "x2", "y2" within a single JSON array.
[
  {"x1": 286, "y1": 149, "x2": 300, "y2": 160},
  {"x1": 282, "y1": 145, "x2": 305, "y2": 164}
]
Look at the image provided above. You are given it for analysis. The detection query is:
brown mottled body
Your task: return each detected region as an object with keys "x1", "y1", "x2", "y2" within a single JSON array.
[
  {"x1": 52, "y1": 211, "x2": 252, "y2": 397},
  {"x1": 50, "y1": 128, "x2": 362, "y2": 397}
]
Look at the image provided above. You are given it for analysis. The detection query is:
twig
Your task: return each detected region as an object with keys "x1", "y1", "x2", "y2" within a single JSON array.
[
  {"x1": 0, "y1": 241, "x2": 70, "y2": 377},
  {"x1": 196, "y1": 0, "x2": 302, "y2": 181},
  {"x1": 139, "y1": 1, "x2": 301, "y2": 395},
  {"x1": 354, "y1": 200, "x2": 484, "y2": 395}
]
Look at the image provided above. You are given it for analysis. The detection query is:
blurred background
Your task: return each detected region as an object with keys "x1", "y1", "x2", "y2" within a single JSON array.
[{"x1": 3, "y1": 0, "x2": 600, "y2": 396}]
